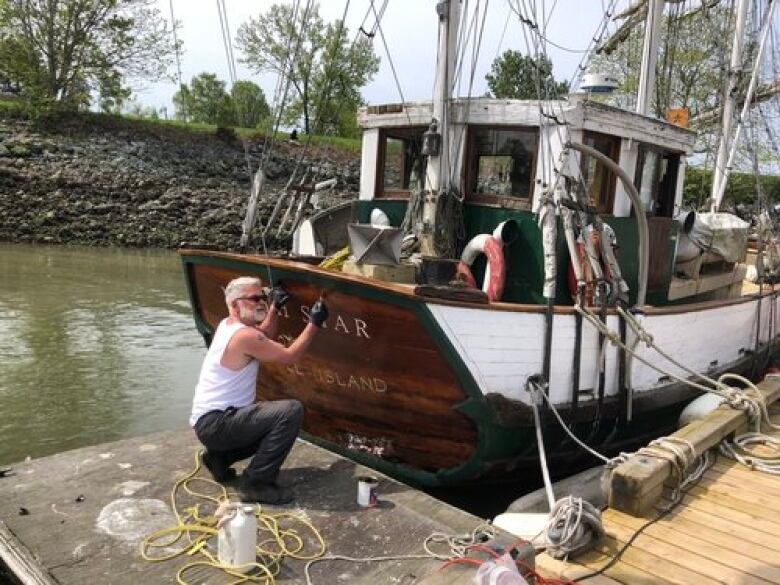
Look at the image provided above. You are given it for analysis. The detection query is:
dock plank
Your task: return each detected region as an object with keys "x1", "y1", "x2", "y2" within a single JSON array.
[
  {"x1": 704, "y1": 463, "x2": 780, "y2": 498},
  {"x1": 534, "y1": 554, "x2": 624, "y2": 584},
  {"x1": 0, "y1": 430, "x2": 527, "y2": 584},
  {"x1": 605, "y1": 509, "x2": 780, "y2": 581},
  {"x1": 608, "y1": 375, "x2": 780, "y2": 516},
  {"x1": 604, "y1": 521, "x2": 772, "y2": 584},
  {"x1": 662, "y1": 490, "x2": 780, "y2": 537},
  {"x1": 536, "y1": 379, "x2": 780, "y2": 585},
  {"x1": 583, "y1": 535, "x2": 716, "y2": 585},
  {"x1": 680, "y1": 483, "x2": 780, "y2": 517},
  {"x1": 662, "y1": 504, "x2": 780, "y2": 551}
]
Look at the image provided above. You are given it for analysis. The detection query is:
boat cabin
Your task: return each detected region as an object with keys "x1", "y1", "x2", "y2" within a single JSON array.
[{"x1": 302, "y1": 97, "x2": 748, "y2": 307}]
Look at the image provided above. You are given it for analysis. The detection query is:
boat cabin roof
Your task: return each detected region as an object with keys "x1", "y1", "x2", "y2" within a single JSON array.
[{"x1": 358, "y1": 97, "x2": 696, "y2": 155}]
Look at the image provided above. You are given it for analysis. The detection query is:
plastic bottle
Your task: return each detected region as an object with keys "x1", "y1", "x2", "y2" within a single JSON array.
[
  {"x1": 217, "y1": 504, "x2": 257, "y2": 572},
  {"x1": 473, "y1": 553, "x2": 528, "y2": 585}
]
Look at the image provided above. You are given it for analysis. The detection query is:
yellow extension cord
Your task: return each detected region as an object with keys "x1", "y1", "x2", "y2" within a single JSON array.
[{"x1": 140, "y1": 450, "x2": 326, "y2": 585}]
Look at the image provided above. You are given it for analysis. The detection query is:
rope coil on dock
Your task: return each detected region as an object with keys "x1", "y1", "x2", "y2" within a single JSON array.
[
  {"x1": 139, "y1": 450, "x2": 326, "y2": 585},
  {"x1": 544, "y1": 497, "x2": 605, "y2": 560}
]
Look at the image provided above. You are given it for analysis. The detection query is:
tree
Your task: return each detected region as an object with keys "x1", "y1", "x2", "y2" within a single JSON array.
[
  {"x1": 0, "y1": 0, "x2": 177, "y2": 109},
  {"x1": 302, "y1": 20, "x2": 377, "y2": 137},
  {"x1": 590, "y1": 4, "x2": 780, "y2": 179},
  {"x1": 173, "y1": 73, "x2": 233, "y2": 126},
  {"x1": 237, "y1": 2, "x2": 379, "y2": 135},
  {"x1": 231, "y1": 80, "x2": 270, "y2": 128},
  {"x1": 590, "y1": 4, "x2": 734, "y2": 121},
  {"x1": 485, "y1": 51, "x2": 569, "y2": 100}
]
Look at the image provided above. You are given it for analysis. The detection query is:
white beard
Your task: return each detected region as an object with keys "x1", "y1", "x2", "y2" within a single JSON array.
[{"x1": 239, "y1": 305, "x2": 266, "y2": 324}]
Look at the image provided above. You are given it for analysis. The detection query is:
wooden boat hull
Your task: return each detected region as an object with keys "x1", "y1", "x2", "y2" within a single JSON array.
[{"x1": 180, "y1": 249, "x2": 779, "y2": 486}]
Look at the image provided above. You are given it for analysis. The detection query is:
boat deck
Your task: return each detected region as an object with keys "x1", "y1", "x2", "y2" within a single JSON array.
[
  {"x1": 0, "y1": 430, "x2": 530, "y2": 584},
  {"x1": 536, "y1": 404, "x2": 780, "y2": 584}
]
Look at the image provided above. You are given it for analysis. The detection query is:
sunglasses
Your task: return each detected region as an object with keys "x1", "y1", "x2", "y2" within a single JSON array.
[{"x1": 235, "y1": 295, "x2": 267, "y2": 304}]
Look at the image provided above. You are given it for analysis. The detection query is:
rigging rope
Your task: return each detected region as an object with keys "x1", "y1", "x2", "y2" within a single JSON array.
[
  {"x1": 525, "y1": 376, "x2": 712, "y2": 563},
  {"x1": 242, "y1": 0, "x2": 316, "y2": 261},
  {"x1": 168, "y1": 0, "x2": 183, "y2": 91}
]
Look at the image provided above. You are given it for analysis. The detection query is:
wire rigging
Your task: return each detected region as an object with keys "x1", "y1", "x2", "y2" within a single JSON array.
[
  {"x1": 241, "y1": 0, "x2": 316, "y2": 259},
  {"x1": 216, "y1": 0, "x2": 238, "y2": 84},
  {"x1": 168, "y1": 0, "x2": 183, "y2": 90}
]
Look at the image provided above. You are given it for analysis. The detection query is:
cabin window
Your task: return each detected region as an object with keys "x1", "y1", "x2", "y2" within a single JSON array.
[
  {"x1": 466, "y1": 126, "x2": 537, "y2": 205},
  {"x1": 377, "y1": 127, "x2": 427, "y2": 198},
  {"x1": 580, "y1": 131, "x2": 620, "y2": 214},
  {"x1": 634, "y1": 145, "x2": 680, "y2": 217}
]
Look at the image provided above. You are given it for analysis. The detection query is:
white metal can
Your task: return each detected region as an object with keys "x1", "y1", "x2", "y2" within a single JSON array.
[{"x1": 357, "y1": 476, "x2": 378, "y2": 507}]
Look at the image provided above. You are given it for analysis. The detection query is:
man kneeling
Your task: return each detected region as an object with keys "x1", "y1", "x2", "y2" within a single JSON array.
[{"x1": 190, "y1": 276, "x2": 328, "y2": 504}]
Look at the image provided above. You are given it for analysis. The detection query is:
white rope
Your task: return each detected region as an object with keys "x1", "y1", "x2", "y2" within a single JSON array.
[
  {"x1": 527, "y1": 377, "x2": 557, "y2": 510},
  {"x1": 423, "y1": 524, "x2": 497, "y2": 559},
  {"x1": 575, "y1": 302, "x2": 780, "y2": 480},
  {"x1": 525, "y1": 377, "x2": 606, "y2": 560},
  {"x1": 303, "y1": 524, "x2": 496, "y2": 585},
  {"x1": 544, "y1": 496, "x2": 605, "y2": 560},
  {"x1": 577, "y1": 304, "x2": 757, "y2": 405},
  {"x1": 720, "y1": 432, "x2": 780, "y2": 475},
  {"x1": 529, "y1": 381, "x2": 611, "y2": 464}
]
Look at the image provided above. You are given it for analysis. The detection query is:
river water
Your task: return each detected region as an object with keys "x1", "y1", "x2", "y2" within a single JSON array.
[
  {"x1": 0, "y1": 243, "x2": 539, "y2": 517},
  {"x1": 0, "y1": 244, "x2": 206, "y2": 466}
]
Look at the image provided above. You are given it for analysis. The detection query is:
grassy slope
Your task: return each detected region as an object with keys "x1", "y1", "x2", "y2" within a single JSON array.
[{"x1": 0, "y1": 96, "x2": 362, "y2": 154}]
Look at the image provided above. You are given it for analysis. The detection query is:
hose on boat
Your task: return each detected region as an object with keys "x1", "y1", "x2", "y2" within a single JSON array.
[{"x1": 318, "y1": 245, "x2": 350, "y2": 270}]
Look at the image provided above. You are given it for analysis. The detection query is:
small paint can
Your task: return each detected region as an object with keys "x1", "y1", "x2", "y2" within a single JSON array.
[{"x1": 357, "y1": 476, "x2": 378, "y2": 507}]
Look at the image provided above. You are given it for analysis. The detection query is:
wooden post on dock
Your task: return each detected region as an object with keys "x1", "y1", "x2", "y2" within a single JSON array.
[{"x1": 608, "y1": 375, "x2": 780, "y2": 517}]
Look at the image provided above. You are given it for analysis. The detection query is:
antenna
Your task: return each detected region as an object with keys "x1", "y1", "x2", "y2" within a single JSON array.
[{"x1": 579, "y1": 72, "x2": 620, "y2": 94}]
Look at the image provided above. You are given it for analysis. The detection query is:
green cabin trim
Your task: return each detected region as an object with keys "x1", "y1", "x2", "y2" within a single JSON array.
[{"x1": 356, "y1": 200, "x2": 679, "y2": 307}]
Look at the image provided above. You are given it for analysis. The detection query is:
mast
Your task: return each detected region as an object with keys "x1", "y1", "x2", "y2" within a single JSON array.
[
  {"x1": 635, "y1": 0, "x2": 665, "y2": 116},
  {"x1": 710, "y1": 0, "x2": 750, "y2": 211},
  {"x1": 420, "y1": 0, "x2": 461, "y2": 256}
]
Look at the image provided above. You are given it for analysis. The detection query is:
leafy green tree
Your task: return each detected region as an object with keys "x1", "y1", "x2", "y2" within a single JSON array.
[
  {"x1": 304, "y1": 20, "x2": 377, "y2": 137},
  {"x1": 684, "y1": 166, "x2": 780, "y2": 211},
  {"x1": 485, "y1": 51, "x2": 569, "y2": 100},
  {"x1": 230, "y1": 80, "x2": 270, "y2": 128},
  {"x1": 0, "y1": 0, "x2": 177, "y2": 109},
  {"x1": 590, "y1": 5, "x2": 734, "y2": 121},
  {"x1": 173, "y1": 73, "x2": 234, "y2": 126},
  {"x1": 237, "y1": 2, "x2": 379, "y2": 135},
  {"x1": 590, "y1": 5, "x2": 780, "y2": 177}
]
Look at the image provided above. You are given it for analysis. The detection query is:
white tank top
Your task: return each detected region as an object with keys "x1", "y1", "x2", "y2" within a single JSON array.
[{"x1": 190, "y1": 319, "x2": 260, "y2": 426}]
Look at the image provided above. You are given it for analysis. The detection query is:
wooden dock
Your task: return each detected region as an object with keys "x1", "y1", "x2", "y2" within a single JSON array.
[
  {"x1": 0, "y1": 430, "x2": 531, "y2": 584},
  {"x1": 536, "y1": 376, "x2": 780, "y2": 584}
]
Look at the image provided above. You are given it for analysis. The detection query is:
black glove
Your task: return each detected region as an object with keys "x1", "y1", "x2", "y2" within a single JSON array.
[
  {"x1": 309, "y1": 300, "x2": 329, "y2": 328},
  {"x1": 270, "y1": 286, "x2": 291, "y2": 309}
]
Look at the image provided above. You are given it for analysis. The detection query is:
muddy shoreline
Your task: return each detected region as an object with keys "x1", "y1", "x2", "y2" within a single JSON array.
[{"x1": 0, "y1": 115, "x2": 359, "y2": 250}]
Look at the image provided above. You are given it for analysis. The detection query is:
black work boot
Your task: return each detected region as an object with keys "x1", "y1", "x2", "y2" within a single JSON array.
[
  {"x1": 238, "y1": 477, "x2": 294, "y2": 505},
  {"x1": 202, "y1": 451, "x2": 237, "y2": 484}
]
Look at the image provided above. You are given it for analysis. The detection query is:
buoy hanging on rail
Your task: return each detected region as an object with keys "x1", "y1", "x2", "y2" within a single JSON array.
[{"x1": 457, "y1": 220, "x2": 518, "y2": 302}]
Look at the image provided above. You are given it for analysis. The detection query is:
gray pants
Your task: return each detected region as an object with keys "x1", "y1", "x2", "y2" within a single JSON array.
[{"x1": 193, "y1": 400, "x2": 304, "y2": 484}]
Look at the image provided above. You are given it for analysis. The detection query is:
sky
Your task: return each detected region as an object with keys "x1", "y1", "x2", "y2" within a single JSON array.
[{"x1": 135, "y1": 0, "x2": 631, "y2": 117}]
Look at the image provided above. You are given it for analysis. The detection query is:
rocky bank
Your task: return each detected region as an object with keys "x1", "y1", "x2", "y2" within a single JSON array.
[{"x1": 0, "y1": 114, "x2": 360, "y2": 249}]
